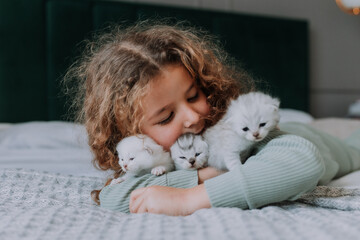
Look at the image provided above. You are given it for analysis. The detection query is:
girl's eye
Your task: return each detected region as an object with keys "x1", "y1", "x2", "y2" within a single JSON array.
[
  {"x1": 195, "y1": 152, "x2": 201, "y2": 157},
  {"x1": 180, "y1": 156, "x2": 186, "y2": 159},
  {"x1": 242, "y1": 127, "x2": 249, "y2": 132},
  {"x1": 187, "y1": 92, "x2": 199, "y2": 103},
  {"x1": 129, "y1": 158, "x2": 134, "y2": 161},
  {"x1": 259, "y1": 123, "x2": 266, "y2": 127},
  {"x1": 157, "y1": 112, "x2": 174, "y2": 125}
]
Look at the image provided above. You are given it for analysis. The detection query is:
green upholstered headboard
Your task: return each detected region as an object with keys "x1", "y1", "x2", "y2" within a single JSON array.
[{"x1": 0, "y1": 0, "x2": 308, "y2": 123}]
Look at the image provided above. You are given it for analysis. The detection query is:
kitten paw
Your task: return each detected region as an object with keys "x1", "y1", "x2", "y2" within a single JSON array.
[
  {"x1": 109, "y1": 177, "x2": 125, "y2": 185},
  {"x1": 226, "y1": 161, "x2": 241, "y2": 171},
  {"x1": 151, "y1": 166, "x2": 167, "y2": 176}
]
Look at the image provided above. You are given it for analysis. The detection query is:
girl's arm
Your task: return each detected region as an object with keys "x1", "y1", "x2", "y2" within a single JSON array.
[
  {"x1": 100, "y1": 133, "x2": 325, "y2": 215},
  {"x1": 128, "y1": 167, "x2": 224, "y2": 215},
  {"x1": 129, "y1": 184, "x2": 210, "y2": 215},
  {"x1": 127, "y1": 133, "x2": 325, "y2": 215},
  {"x1": 99, "y1": 167, "x2": 223, "y2": 213},
  {"x1": 204, "y1": 134, "x2": 325, "y2": 209}
]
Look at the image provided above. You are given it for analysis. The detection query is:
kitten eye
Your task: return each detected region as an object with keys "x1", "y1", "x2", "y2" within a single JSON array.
[
  {"x1": 242, "y1": 127, "x2": 249, "y2": 132},
  {"x1": 129, "y1": 158, "x2": 134, "y2": 161},
  {"x1": 180, "y1": 156, "x2": 186, "y2": 159},
  {"x1": 121, "y1": 158, "x2": 124, "y2": 161},
  {"x1": 259, "y1": 123, "x2": 266, "y2": 127},
  {"x1": 195, "y1": 152, "x2": 201, "y2": 157}
]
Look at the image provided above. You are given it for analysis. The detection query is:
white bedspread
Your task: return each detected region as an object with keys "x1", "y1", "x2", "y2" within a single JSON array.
[
  {"x1": 1, "y1": 118, "x2": 360, "y2": 239},
  {"x1": 1, "y1": 168, "x2": 360, "y2": 240}
]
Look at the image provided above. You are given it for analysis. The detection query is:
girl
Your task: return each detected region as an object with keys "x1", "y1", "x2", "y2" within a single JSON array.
[{"x1": 65, "y1": 21, "x2": 360, "y2": 216}]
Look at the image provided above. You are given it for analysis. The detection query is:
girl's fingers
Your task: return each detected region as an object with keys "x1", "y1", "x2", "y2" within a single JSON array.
[
  {"x1": 129, "y1": 190, "x2": 146, "y2": 213},
  {"x1": 130, "y1": 187, "x2": 147, "y2": 201},
  {"x1": 136, "y1": 203, "x2": 148, "y2": 213}
]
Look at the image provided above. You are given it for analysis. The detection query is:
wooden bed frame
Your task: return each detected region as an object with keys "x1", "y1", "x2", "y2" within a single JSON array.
[{"x1": 0, "y1": 0, "x2": 308, "y2": 122}]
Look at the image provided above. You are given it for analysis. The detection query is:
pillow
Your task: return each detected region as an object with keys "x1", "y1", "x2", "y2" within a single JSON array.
[
  {"x1": 0, "y1": 121, "x2": 89, "y2": 149},
  {"x1": 309, "y1": 118, "x2": 360, "y2": 140},
  {"x1": 278, "y1": 108, "x2": 314, "y2": 124}
]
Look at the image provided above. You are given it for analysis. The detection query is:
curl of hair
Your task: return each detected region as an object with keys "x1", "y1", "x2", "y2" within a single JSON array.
[{"x1": 63, "y1": 19, "x2": 254, "y2": 204}]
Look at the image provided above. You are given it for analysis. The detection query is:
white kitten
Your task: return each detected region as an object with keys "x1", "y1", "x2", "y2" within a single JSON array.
[
  {"x1": 203, "y1": 92, "x2": 280, "y2": 171},
  {"x1": 110, "y1": 134, "x2": 174, "y2": 185},
  {"x1": 170, "y1": 133, "x2": 209, "y2": 170}
]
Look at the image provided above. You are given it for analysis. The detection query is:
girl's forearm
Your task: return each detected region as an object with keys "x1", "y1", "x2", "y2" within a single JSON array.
[
  {"x1": 185, "y1": 184, "x2": 211, "y2": 212},
  {"x1": 129, "y1": 184, "x2": 211, "y2": 215},
  {"x1": 198, "y1": 167, "x2": 226, "y2": 184},
  {"x1": 181, "y1": 167, "x2": 224, "y2": 213},
  {"x1": 128, "y1": 169, "x2": 220, "y2": 215}
]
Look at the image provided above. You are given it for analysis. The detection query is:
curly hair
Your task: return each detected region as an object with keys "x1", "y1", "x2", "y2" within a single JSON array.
[{"x1": 64, "y1": 20, "x2": 254, "y2": 204}]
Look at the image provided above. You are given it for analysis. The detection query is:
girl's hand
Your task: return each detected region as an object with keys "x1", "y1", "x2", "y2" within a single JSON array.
[{"x1": 129, "y1": 184, "x2": 211, "y2": 216}]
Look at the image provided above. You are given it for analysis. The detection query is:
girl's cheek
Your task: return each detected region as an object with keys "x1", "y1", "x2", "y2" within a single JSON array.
[
  {"x1": 163, "y1": 124, "x2": 183, "y2": 150},
  {"x1": 203, "y1": 101, "x2": 210, "y2": 116},
  {"x1": 148, "y1": 125, "x2": 177, "y2": 150},
  {"x1": 198, "y1": 94, "x2": 210, "y2": 116}
]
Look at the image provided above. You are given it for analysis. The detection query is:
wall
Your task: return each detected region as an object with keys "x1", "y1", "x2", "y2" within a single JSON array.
[{"x1": 114, "y1": 0, "x2": 360, "y2": 118}]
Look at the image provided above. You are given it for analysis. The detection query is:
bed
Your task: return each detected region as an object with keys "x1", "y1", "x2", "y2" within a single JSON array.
[
  {"x1": 1, "y1": 1, "x2": 360, "y2": 239},
  {"x1": 1, "y1": 117, "x2": 360, "y2": 240}
]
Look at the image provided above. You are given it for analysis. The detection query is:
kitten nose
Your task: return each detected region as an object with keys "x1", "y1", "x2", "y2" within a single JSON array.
[
  {"x1": 123, "y1": 164, "x2": 128, "y2": 169},
  {"x1": 189, "y1": 158, "x2": 196, "y2": 166},
  {"x1": 253, "y1": 132, "x2": 259, "y2": 138}
]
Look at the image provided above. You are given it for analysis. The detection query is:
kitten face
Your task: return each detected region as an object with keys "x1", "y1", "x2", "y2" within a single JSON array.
[
  {"x1": 226, "y1": 92, "x2": 280, "y2": 142},
  {"x1": 170, "y1": 133, "x2": 208, "y2": 170},
  {"x1": 116, "y1": 135, "x2": 152, "y2": 174}
]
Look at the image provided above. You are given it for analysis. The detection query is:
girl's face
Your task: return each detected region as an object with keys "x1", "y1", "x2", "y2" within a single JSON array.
[{"x1": 141, "y1": 65, "x2": 210, "y2": 151}]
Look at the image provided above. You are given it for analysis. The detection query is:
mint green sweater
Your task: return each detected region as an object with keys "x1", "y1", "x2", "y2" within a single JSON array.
[{"x1": 99, "y1": 123, "x2": 360, "y2": 213}]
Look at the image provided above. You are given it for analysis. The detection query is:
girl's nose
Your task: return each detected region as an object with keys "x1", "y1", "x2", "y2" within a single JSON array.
[{"x1": 183, "y1": 106, "x2": 200, "y2": 128}]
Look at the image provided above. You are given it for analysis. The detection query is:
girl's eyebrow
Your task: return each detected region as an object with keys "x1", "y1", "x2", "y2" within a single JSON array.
[{"x1": 149, "y1": 83, "x2": 195, "y2": 121}]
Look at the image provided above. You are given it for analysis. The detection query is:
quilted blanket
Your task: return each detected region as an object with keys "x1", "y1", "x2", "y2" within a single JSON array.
[{"x1": 1, "y1": 168, "x2": 360, "y2": 240}]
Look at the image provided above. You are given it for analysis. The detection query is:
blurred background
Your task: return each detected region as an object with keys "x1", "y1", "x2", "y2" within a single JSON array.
[{"x1": 1, "y1": 0, "x2": 359, "y2": 122}]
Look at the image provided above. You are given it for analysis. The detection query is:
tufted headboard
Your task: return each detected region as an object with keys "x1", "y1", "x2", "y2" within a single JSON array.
[{"x1": 0, "y1": 0, "x2": 308, "y2": 122}]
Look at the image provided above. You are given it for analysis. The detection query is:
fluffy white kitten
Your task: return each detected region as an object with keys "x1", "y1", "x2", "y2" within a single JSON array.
[
  {"x1": 170, "y1": 133, "x2": 209, "y2": 170},
  {"x1": 110, "y1": 134, "x2": 174, "y2": 185},
  {"x1": 203, "y1": 92, "x2": 280, "y2": 171}
]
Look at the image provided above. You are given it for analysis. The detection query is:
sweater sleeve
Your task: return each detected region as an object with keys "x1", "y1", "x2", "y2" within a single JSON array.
[
  {"x1": 99, "y1": 169, "x2": 198, "y2": 213},
  {"x1": 204, "y1": 133, "x2": 325, "y2": 209}
]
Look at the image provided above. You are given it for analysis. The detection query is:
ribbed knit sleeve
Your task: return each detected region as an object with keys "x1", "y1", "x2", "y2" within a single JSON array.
[
  {"x1": 204, "y1": 133, "x2": 325, "y2": 209},
  {"x1": 99, "y1": 169, "x2": 198, "y2": 213}
]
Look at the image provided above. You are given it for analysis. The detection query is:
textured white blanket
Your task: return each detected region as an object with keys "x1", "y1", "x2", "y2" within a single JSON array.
[{"x1": 1, "y1": 168, "x2": 360, "y2": 240}]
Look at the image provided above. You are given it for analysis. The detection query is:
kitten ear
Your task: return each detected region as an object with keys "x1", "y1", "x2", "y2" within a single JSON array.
[
  {"x1": 144, "y1": 145, "x2": 153, "y2": 155},
  {"x1": 269, "y1": 98, "x2": 280, "y2": 110}
]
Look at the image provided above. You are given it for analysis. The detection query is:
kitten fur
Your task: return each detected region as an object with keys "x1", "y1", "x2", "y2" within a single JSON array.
[
  {"x1": 110, "y1": 134, "x2": 174, "y2": 185},
  {"x1": 170, "y1": 133, "x2": 209, "y2": 170},
  {"x1": 203, "y1": 92, "x2": 280, "y2": 171}
]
